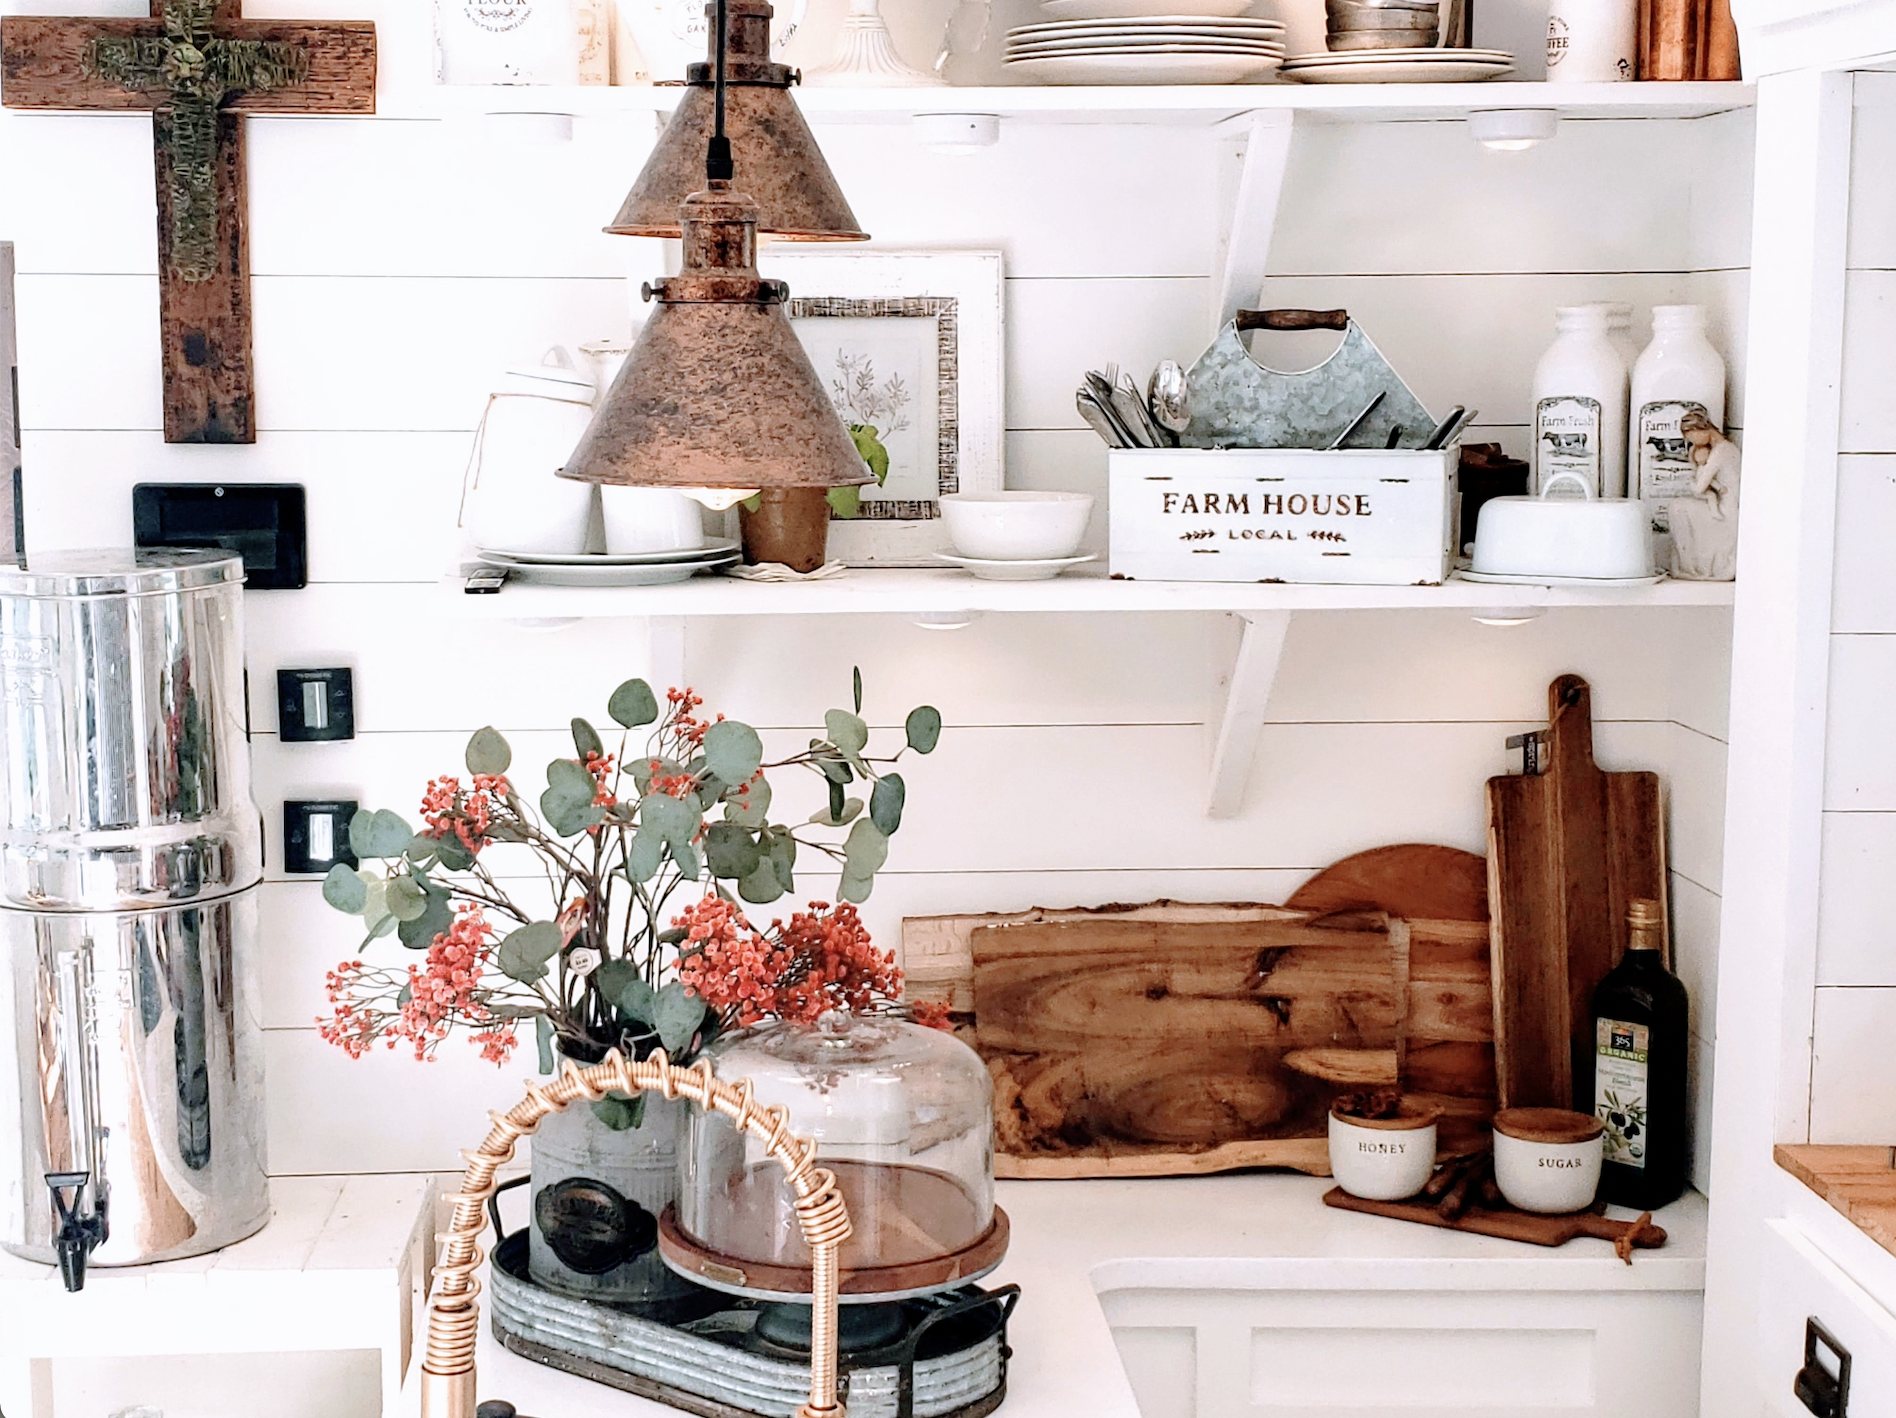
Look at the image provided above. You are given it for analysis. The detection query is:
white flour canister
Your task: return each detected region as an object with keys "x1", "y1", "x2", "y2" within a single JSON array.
[
  {"x1": 1629, "y1": 305, "x2": 1727, "y2": 532},
  {"x1": 462, "y1": 347, "x2": 600, "y2": 555},
  {"x1": 435, "y1": 0, "x2": 582, "y2": 84}
]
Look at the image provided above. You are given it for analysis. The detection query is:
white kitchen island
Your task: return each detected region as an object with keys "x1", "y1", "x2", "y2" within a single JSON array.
[{"x1": 445, "y1": 1174, "x2": 1707, "y2": 1418}]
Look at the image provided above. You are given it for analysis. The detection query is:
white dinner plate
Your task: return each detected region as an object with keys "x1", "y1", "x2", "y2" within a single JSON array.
[
  {"x1": 1455, "y1": 569, "x2": 1664, "y2": 588},
  {"x1": 1279, "y1": 46, "x2": 1509, "y2": 62},
  {"x1": 478, "y1": 552, "x2": 740, "y2": 586},
  {"x1": 935, "y1": 552, "x2": 1099, "y2": 581},
  {"x1": 481, "y1": 537, "x2": 740, "y2": 567},
  {"x1": 1277, "y1": 56, "x2": 1510, "y2": 80},
  {"x1": 1039, "y1": 0, "x2": 1261, "y2": 18},
  {"x1": 1011, "y1": 15, "x2": 1283, "y2": 32},
  {"x1": 1008, "y1": 38, "x2": 1285, "y2": 53},
  {"x1": 1007, "y1": 52, "x2": 1281, "y2": 80},
  {"x1": 1008, "y1": 32, "x2": 1285, "y2": 47}
]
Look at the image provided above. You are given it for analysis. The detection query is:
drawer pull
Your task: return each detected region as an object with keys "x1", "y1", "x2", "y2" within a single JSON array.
[{"x1": 1795, "y1": 1317, "x2": 1852, "y2": 1418}]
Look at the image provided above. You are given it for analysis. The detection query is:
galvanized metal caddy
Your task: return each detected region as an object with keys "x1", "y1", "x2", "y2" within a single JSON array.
[{"x1": 1108, "y1": 447, "x2": 1457, "y2": 586}]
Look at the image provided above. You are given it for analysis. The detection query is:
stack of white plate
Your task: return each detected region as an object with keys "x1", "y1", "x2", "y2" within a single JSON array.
[
  {"x1": 477, "y1": 538, "x2": 741, "y2": 587},
  {"x1": 1277, "y1": 46, "x2": 1511, "y2": 81},
  {"x1": 1005, "y1": 11, "x2": 1286, "y2": 85}
]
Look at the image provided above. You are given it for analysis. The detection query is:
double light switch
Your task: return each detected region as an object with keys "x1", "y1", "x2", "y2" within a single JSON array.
[{"x1": 279, "y1": 667, "x2": 358, "y2": 875}]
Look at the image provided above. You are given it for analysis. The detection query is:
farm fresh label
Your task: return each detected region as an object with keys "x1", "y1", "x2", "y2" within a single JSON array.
[
  {"x1": 1595, "y1": 1017, "x2": 1650, "y2": 1169},
  {"x1": 1635, "y1": 398, "x2": 1707, "y2": 530},
  {"x1": 1536, "y1": 394, "x2": 1602, "y2": 494}
]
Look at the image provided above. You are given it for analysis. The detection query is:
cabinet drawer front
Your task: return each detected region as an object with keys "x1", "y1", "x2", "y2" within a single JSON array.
[{"x1": 1762, "y1": 1219, "x2": 1896, "y2": 1416}]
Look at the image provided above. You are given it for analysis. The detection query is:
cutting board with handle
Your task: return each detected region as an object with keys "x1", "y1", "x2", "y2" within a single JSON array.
[
  {"x1": 902, "y1": 844, "x2": 1496, "y2": 1178},
  {"x1": 1486, "y1": 674, "x2": 1667, "y2": 1112}
]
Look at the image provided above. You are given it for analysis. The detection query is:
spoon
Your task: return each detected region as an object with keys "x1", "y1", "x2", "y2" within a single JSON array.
[
  {"x1": 1076, "y1": 390, "x2": 1130, "y2": 448},
  {"x1": 1148, "y1": 360, "x2": 1191, "y2": 436}
]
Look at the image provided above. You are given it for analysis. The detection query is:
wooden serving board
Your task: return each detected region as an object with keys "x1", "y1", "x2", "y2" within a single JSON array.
[
  {"x1": 902, "y1": 845, "x2": 1497, "y2": 1179},
  {"x1": 1321, "y1": 1187, "x2": 1667, "y2": 1261},
  {"x1": 1486, "y1": 675, "x2": 1667, "y2": 1112}
]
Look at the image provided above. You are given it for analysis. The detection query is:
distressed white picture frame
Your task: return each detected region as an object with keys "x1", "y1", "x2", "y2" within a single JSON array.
[{"x1": 762, "y1": 249, "x2": 1004, "y2": 567}]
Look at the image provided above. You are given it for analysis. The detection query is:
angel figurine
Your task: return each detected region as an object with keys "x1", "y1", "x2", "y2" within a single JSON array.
[{"x1": 1667, "y1": 410, "x2": 1740, "y2": 581}]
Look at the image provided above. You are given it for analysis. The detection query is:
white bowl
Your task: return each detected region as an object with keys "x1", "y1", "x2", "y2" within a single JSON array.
[
  {"x1": 601, "y1": 487, "x2": 706, "y2": 555},
  {"x1": 1491, "y1": 1108, "x2": 1604, "y2": 1214},
  {"x1": 1472, "y1": 478, "x2": 1651, "y2": 581},
  {"x1": 940, "y1": 491, "x2": 1094, "y2": 561},
  {"x1": 1327, "y1": 1105, "x2": 1438, "y2": 1201}
]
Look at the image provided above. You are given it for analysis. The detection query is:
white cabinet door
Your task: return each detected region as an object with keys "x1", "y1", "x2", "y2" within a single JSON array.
[{"x1": 1760, "y1": 1219, "x2": 1896, "y2": 1418}]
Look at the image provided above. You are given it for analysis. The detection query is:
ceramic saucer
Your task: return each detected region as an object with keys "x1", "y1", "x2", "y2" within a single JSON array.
[
  {"x1": 935, "y1": 552, "x2": 1099, "y2": 581},
  {"x1": 1456, "y1": 569, "x2": 1664, "y2": 588}
]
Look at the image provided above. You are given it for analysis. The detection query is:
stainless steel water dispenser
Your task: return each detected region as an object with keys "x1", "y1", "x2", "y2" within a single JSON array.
[{"x1": 0, "y1": 549, "x2": 269, "y2": 1287}]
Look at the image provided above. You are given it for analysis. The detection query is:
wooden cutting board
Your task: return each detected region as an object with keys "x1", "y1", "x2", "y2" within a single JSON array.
[
  {"x1": 1321, "y1": 1187, "x2": 1667, "y2": 1260},
  {"x1": 1486, "y1": 675, "x2": 1667, "y2": 1112},
  {"x1": 902, "y1": 844, "x2": 1496, "y2": 1178}
]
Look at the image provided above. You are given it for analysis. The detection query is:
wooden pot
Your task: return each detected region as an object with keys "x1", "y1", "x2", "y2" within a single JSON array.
[{"x1": 740, "y1": 487, "x2": 831, "y2": 573}]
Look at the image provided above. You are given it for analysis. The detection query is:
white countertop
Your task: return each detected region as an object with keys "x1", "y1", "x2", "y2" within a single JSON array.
[{"x1": 454, "y1": 1174, "x2": 1709, "y2": 1418}]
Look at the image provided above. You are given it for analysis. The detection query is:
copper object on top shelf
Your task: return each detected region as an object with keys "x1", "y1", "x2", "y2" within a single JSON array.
[
  {"x1": 559, "y1": 181, "x2": 874, "y2": 493},
  {"x1": 609, "y1": 0, "x2": 866, "y2": 241}
]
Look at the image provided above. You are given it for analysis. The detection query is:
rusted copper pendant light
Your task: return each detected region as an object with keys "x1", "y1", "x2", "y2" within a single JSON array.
[
  {"x1": 558, "y1": 0, "x2": 872, "y2": 496},
  {"x1": 608, "y1": 0, "x2": 867, "y2": 241}
]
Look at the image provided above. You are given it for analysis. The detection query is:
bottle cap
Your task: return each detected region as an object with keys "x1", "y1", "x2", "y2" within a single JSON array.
[{"x1": 1627, "y1": 897, "x2": 1664, "y2": 950}]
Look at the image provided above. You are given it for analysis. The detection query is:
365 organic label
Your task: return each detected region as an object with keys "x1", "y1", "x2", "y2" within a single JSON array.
[
  {"x1": 1635, "y1": 398, "x2": 1708, "y2": 531},
  {"x1": 1536, "y1": 394, "x2": 1602, "y2": 495},
  {"x1": 1595, "y1": 1017, "x2": 1650, "y2": 1169}
]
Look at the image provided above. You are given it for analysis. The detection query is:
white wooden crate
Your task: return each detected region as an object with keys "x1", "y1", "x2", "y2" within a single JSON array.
[
  {"x1": 1108, "y1": 447, "x2": 1456, "y2": 586},
  {"x1": 0, "y1": 1174, "x2": 434, "y2": 1417}
]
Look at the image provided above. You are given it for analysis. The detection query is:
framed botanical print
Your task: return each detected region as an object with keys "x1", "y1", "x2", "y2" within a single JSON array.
[{"x1": 761, "y1": 250, "x2": 1004, "y2": 566}]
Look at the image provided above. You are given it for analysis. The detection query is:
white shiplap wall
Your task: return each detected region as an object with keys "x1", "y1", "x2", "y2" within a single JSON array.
[
  {"x1": 0, "y1": 11, "x2": 1740, "y2": 1186},
  {"x1": 1808, "y1": 69, "x2": 1896, "y2": 1141}
]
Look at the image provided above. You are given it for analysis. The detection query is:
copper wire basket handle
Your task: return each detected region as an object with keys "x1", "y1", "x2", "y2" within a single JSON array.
[{"x1": 419, "y1": 1048, "x2": 853, "y2": 1418}]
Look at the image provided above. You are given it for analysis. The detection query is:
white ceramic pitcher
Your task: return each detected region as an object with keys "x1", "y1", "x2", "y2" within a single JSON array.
[{"x1": 461, "y1": 347, "x2": 599, "y2": 556}]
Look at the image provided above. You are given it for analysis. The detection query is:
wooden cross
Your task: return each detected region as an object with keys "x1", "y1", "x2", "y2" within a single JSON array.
[{"x1": 1, "y1": 0, "x2": 375, "y2": 443}]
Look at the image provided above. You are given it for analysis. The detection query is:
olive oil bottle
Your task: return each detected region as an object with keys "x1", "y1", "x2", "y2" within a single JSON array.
[{"x1": 1585, "y1": 898, "x2": 1690, "y2": 1209}]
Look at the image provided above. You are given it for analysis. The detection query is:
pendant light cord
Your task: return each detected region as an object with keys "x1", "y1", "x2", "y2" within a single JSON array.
[{"x1": 707, "y1": 0, "x2": 733, "y2": 182}]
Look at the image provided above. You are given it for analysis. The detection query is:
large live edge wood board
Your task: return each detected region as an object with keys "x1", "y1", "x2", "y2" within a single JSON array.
[{"x1": 903, "y1": 844, "x2": 1495, "y2": 1179}]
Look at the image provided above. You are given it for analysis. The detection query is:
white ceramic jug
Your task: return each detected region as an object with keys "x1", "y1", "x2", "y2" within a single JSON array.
[
  {"x1": 435, "y1": 0, "x2": 582, "y2": 84},
  {"x1": 462, "y1": 347, "x2": 599, "y2": 556}
]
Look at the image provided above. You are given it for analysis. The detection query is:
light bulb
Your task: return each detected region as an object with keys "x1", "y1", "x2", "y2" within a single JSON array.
[
  {"x1": 1467, "y1": 109, "x2": 1560, "y2": 152},
  {"x1": 913, "y1": 113, "x2": 1000, "y2": 154},
  {"x1": 679, "y1": 488, "x2": 762, "y2": 511},
  {"x1": 913, "y1": 609, "x2": 982, "y2": 631}
]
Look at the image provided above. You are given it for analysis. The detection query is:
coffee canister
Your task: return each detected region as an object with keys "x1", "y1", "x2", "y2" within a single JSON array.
[{"x1": 0, "y1": 550, "x2": 268, "y2": 1286}]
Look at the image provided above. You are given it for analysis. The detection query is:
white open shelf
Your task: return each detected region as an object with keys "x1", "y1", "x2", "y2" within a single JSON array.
[
  {"x1": 446, "y1": 568, "x2": 1734, "y2": 817},
  {"x1": 444, "y1": 566, "x2": 1736, "y2": 619},
  {"x1": 391, "y1": 80, "x2": 1754, "y2": 126}
]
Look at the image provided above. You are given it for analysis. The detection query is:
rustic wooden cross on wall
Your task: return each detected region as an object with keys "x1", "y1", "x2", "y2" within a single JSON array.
[{"x1": 1, "y1": 0, "x2": 376, "y2": 442}]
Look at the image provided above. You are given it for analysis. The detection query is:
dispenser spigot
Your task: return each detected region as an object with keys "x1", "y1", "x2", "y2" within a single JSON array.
[{"x1": 46, "y1": 1171, "x2": 108, "y2": 1292}]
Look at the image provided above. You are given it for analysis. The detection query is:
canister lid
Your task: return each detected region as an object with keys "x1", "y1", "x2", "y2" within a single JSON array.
[
  {"x1": 1492, "y1": 1107, "x2": 1605, "y2": 1145},
  {"x1": 0, "y1": 548, "x2": 245, "y2": 598}
]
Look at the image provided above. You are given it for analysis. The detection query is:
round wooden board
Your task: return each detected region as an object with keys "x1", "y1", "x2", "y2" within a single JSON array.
[{"x1": 1285, "y1": 842, "x2": 1489, "y2": 922}]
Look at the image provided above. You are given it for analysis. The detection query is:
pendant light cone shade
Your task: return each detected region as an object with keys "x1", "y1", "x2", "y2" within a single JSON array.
[
  {"x1": 607, "y1": 0, "x2": 867, "y2": 240},
  {"x1": 561, "y1": 184, "x2": 873, "y2": 492}
]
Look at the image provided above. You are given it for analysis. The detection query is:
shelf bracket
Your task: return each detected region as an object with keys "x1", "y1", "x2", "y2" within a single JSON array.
[
  {"x1": 1205, "y1": 609, "x2": 1291, "y2": 818},
  {"x1": 1210, "y1": 109, "x2": 1295, "y2": 342},
  {"x1": 644, "y1": 615, "x2": 686, "y2": 692}
]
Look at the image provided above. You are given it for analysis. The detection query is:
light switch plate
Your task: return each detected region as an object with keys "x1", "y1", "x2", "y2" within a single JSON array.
[
  {"x1": 278, "y1": 668, "x2": 355, "y2": 742},
  {"x1": 284, "y1": 800, "x2": 359, "y2": 874}
]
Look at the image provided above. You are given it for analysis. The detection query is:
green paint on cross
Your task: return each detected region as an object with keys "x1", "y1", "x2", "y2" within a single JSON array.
[{"x1": 82, "y1": 0, "x2": 309, "y2": 282}]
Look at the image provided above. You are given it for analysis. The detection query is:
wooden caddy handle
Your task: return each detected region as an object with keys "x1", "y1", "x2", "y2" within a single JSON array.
[{"x1": 1235, "y1": 308, "x2": 1350, "y2": 332}]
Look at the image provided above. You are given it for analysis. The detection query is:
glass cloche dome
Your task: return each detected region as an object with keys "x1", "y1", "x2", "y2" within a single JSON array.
[{"x1": 664, "y1": 1011, "x2": 1007, "y2": 1302}]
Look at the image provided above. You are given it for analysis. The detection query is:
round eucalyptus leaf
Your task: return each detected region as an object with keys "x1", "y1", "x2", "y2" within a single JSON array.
[
  {"x1": 466, "y1": 725, "x2": 512, "y2": 776},
  {"x1": 702, "y1": 720, "x2": 764, "y2": 786},
  {"x1": 870, "y1": 773, "x2": 905, "y2": 835},
  {"x1": 905, "y1": 706, "x2": 942, "y2": 755},
  {"x1": 385, "y1": 876, "x2": 429, "y2": 923},
  {"x1": 571, "y1": 717, "x2": 605, "y2": 761},
  {"x1": 321, "y1": 863, "x2": 368, "y2": 913},
  {"x1": 609, "y1": 678, "x2": 659, "y2": 729},
  {"x1": 824, "y1": 709, "x2": 870, "y2": 757}
]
